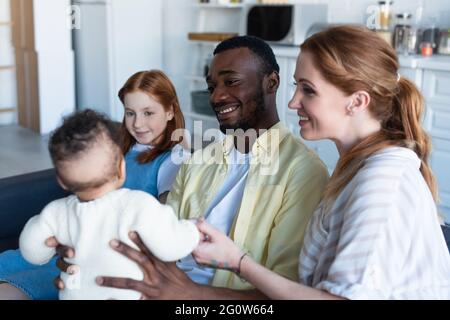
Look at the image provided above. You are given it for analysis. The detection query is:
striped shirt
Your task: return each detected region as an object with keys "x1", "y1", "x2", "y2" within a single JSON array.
[{"x1": 299, "y1": 147, "x2": 450, "y2": 299}]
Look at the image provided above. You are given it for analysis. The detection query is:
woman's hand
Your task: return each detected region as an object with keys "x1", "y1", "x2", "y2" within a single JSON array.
[
  {"x1": 192, "y1": 219, "x2": 244, "y2": 272},
  {"x1": 45, "y1": 236, "x2": 77, "y2": 290}
]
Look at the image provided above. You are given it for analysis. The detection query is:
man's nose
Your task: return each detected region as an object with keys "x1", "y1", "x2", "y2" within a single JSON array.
[{"x1": 210, "y1": 85, "x2": 229, "y2": 105}]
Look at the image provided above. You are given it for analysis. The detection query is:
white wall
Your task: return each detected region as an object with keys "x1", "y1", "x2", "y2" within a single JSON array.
[
  {"x1": 110, "y1": 0, "x2": 163, "y2": 120},
  {"x1": 0, "y1": 0, "x2": 17, "y2": 125},
  {"x1": 162, "y1": 0, "x2": 195, "y2": 111}
]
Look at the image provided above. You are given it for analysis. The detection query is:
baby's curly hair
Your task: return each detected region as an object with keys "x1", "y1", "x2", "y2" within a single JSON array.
[{"x1": 49, "y1": 109, "x2": 121, "y2": 192}]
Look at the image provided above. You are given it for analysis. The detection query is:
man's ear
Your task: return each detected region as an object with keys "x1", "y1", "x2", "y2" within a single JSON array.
[
  {"x1": 56, "y1": 175, "x2": 69, "y2": 191},
  {"x1": 266, "y1": 71, "x2": 280, "y2": 94}
]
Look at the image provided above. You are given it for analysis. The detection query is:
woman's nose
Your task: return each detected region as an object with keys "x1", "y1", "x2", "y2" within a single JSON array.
[{"x1": 288, "y1": 90, "x2": 302, "y2": 110}]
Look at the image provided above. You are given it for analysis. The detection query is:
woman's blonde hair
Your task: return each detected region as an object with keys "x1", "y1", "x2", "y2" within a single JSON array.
[
  {"x1": 118, "y1": 70, "x2": 185, "y2": 163},
  {"x1": 300, "y1": 25, "x2": 438, "y2": 201}
]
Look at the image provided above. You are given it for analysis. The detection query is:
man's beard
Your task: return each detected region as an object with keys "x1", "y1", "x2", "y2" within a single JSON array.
[{"x1": 218, "y1": 86, "x2": 266, "y2": 134}]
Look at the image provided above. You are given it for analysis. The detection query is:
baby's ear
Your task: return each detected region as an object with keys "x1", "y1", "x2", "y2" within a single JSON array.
[
  {"x1": 56, "y1": 175, "x2": 69, "y2": 191},
  {"x1": 118, "y1": 156, "x2": 126, "y2": 180}
]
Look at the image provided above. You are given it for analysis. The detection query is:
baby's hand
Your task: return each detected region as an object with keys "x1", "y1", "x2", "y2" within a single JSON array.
[{"x1": 195, "y1": 217, "x2": 210, "y2": 243}]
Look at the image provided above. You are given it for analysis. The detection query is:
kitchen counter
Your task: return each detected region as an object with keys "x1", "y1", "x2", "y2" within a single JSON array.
[
  {"x1": 398, "y1": 54, "x2": 450, "y2": 71},
  {"x1": 271, "y1": 44, "x2": 450, "y2": 71},
  {"x1": 415, "y1": 55, "x2": 450, "y2": 71}
]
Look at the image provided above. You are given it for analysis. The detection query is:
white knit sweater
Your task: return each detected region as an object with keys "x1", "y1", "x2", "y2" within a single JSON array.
[{"x1": 19, "y1": 188, "x2": 200, "y2": 300}]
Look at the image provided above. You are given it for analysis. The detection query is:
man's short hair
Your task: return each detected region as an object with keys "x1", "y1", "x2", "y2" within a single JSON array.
[
  {"x1": 213, "y1": 35, "x2": 280, "y2": 76},
  {"x1": 49, "y1": 109, "x2": 121, "y2": 192}
]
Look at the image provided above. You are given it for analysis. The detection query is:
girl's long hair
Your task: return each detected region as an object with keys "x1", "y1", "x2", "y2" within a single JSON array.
[
  {"x1": 118, "y1": 70, "x2": 185, "y2": 163},
  {"x1": 300, "y1": 25, "x2": 437, "y2": 202}
]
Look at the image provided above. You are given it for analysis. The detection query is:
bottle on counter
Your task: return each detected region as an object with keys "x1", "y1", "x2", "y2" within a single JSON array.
[
  {"x1": 372, "y1": 1, "x2": 394, "y2": 47},
  {"x1": 378, "y1": 1, "x2": 393, "y2": 31},
  {"x1": 420, "y1": 16, "x2": 440, "y2": 55},
  {"x1": 420, "y1": 42, "x2": 433, "y2": 57},
  {"x1": 393, "y1": 13, "x2": 413, "y2": 55},
  {"x1": 438, "y1": 29, "x2": 450, "y2": 55}
]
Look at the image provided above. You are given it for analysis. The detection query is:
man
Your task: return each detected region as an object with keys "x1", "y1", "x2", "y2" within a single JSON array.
[{"x1": 94, "y1": 36, "x2": 329, "y2": 299}]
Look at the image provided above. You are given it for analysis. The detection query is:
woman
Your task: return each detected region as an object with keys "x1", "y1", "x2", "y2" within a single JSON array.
[{"x1": 192, "y1": 25, "x2": 450, "y2": 299}]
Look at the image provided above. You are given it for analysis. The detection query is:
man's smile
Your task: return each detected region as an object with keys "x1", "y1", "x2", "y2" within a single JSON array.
[{"x1": 214, "y1": 103, "x2": 240, "y2": 120}]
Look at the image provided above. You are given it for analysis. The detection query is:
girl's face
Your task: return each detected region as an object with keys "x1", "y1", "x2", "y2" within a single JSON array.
[
  {"x1": 288, "y1": 51, "x2": 352, "y2": 143},
  {"x1": 124, "y1": 91, "x2": 174, "y2": 146}
]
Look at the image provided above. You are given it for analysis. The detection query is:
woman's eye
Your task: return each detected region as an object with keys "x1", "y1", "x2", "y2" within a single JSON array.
[
  {"x1": 125, "y1": 111, "x2": 134, "y2": 117},
  {"x1": 293, "y1": 81, "x2": 298, "y2": 86},
  {"x1": 207, "y1": 86, "x2": 214, "y2": 93},
  {"x1": 302, "y1": 86, "x2": 316, "y2": 96},
  {"x1": 144, "y1": 112, "x2": 153, "y2": 116}
]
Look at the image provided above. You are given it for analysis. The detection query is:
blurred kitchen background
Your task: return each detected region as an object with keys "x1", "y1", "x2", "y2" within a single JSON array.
[{"x1": 0, "y1": 0, "x2": 449, "y2": 222}]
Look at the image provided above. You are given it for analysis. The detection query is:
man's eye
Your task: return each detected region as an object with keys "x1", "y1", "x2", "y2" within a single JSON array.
[
  {"x1": 207, "y1": 86, "x2": 214, "y2": 93},
  {"x1": 225, "y1": 79, "x2": 239, "y2": 86}
]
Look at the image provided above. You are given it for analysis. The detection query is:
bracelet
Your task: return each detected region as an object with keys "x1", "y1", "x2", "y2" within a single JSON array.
[{"x1": 235, "y1": 252, "x2": 248, "y2": 275}]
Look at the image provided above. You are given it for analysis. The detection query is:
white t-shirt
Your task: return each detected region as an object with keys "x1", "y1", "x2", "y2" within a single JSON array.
[
  {"x1": 177, "y1": 147, "x2": 252, "y2": 284},
  {"x1": 19, "y1": 189, "x2": 199, "y2": 300},
  {"x1": 299, "y1": 147, "x2": 450, "y2": 299}
]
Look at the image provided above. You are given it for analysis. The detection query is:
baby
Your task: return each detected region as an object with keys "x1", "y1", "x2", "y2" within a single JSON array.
[{"x1": 19, "y1": 109, "x2": 199, "y2": 300}]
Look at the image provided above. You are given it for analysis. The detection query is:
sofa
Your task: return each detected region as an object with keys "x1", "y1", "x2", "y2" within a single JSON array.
[
  {"x1": 0, "y1": 169, "x2": 449, "y2": 254},
  {"x1": 0, "y1": 169, "x2": 68, "y2": 253}
]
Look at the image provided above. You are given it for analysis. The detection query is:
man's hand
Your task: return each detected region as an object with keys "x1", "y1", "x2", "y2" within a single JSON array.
[
  {"x1": 45, "y1": 236, "x2": 77, "y2": 290},
  {"x1": 96, "y1": 231, "x2": 202, "y2": 300}
]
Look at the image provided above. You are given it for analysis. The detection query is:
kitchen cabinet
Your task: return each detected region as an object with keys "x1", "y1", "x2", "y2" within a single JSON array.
[
  {"x1": 422, "y1": 68, "x2": 450, "y2": 222},
  {"x1": 398, "y1": 67, "x2": 423, "y2": 88}
]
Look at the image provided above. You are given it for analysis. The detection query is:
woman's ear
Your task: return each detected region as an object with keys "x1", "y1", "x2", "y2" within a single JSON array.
[{"x1": 350, "y1": 91, "x2": 371, "y2": 115}]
